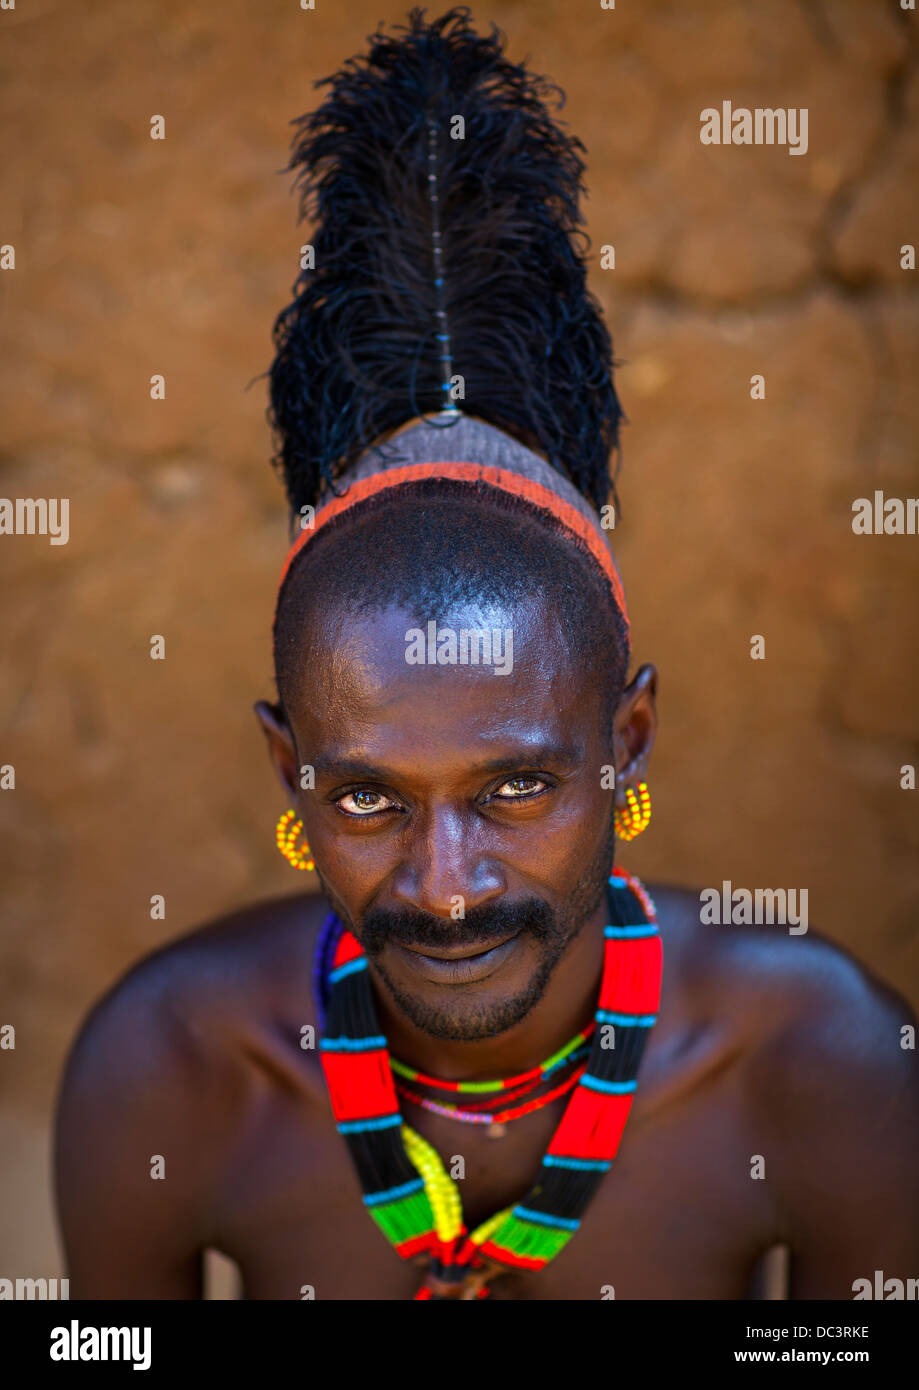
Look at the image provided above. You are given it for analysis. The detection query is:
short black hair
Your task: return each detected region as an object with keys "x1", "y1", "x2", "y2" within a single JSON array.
[{"x1": 274, "y1": 477, "x2": 630, "y2": 750}]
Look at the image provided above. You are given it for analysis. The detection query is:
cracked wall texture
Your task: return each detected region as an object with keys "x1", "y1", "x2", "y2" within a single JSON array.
[{"x1": 0, "y1": 0, "x2": 917, "y2": 1281}]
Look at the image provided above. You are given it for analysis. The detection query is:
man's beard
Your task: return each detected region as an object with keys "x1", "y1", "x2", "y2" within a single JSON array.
[{"x1": 321, "y1": 811, "x2": 617, "y2": 1042}]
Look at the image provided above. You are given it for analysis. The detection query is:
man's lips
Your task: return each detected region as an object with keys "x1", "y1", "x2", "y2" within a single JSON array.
[
  {"x1": 399, "y1": 931, "x2": 520, "y2": 962},
  {"x1": 391, "y1": 931, "x2": 522, "y2": 985}
]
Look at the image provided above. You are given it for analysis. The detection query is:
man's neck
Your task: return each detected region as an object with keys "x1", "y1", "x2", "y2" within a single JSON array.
[{"x1": 367, "y1": 896, "x2": 609, "y2": 1082}]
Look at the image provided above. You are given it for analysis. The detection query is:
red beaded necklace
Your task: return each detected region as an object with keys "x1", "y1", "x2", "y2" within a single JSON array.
[{"x1": 390, "y1": 1020, "x2": 595, "y2": 1129}]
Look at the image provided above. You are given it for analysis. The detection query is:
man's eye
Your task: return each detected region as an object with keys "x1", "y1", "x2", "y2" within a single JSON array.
[
  {"x1": 492, "y1": 776, "x2": 547, "y2": 800},
  {"x1": 337, "y1": 790, "x2": 397, "y2": 816}
]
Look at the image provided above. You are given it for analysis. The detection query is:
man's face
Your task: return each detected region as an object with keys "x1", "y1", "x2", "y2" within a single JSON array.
[{"x1": 268, "y1": 593, "x2": 623, "y2": 1041}]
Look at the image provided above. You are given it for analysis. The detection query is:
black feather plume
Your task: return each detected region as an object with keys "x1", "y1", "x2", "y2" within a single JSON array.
[{"x1": 267, "y1": 6, "x2": 624, "y2": 518}]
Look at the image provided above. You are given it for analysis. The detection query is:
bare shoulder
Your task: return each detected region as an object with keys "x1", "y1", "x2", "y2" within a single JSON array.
[
  {"x1": 54, "y1": 890, "x2": 331, "y2": 1294},
  {"x1": 648, "y1": 881, "x2": 919, "y2": 1286},
  {"x1": 646, "y1": 880, "x2": 919, "y2": 1192},
  {"x1": 647, "y1": 878, "x2": 917, "y2": 1065},
  {"x1": 57, "y1": 888, "x2": 331, "y2": 1106},
  {"x1": 57, "y1": 888, "x2": 330, "y2": 1081},
  {"x1": 64, "y1": 888, "x2": 314, "y2": 1045}
]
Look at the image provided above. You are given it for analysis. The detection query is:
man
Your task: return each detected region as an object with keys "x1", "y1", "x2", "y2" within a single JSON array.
[{"x1": 54, "y1": 9, "x2": 918, "y2": 1300}]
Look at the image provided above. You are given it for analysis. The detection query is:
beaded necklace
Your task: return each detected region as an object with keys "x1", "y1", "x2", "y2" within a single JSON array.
[
  {"x1": 394, "y1": 1056, "x2": 589, "y2": 1129},
  {"x1": 390, "y1": 1021, "x2": 595, "y2": 1129},
  {"x1": 392, "y1": 1056, "x2": 583, "y2": 1123},
  {"x1": 316, "y1": 869, "x2": 662, "y2": 1299},
  {"x1": 389, "y1": 1021, "x2": 595, "y2": 1094}
]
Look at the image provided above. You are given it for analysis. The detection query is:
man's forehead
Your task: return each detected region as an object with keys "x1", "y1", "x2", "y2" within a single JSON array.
[
  {"x1": 288, "y1": 599, "x2": 600, "y2": 756},
  {"x1": 295, "y1": 598, "x2": 578, "y2": 698}
]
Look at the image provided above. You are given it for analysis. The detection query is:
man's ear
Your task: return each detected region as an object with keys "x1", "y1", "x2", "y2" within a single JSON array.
[
  {"x1": 613, "y1": 663, "x2": 658, "y2": 796},
  {"x1": 254, "y1": 699, "x2": 300, "y2": 801}
]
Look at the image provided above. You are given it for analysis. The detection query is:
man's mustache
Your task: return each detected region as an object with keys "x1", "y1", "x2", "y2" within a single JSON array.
[{"x1": 357, "y1": 896, "x2": 560, "y2": 956}]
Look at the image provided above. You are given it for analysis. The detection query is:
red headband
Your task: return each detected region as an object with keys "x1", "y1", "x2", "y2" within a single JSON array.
[{"x1": 277, "y1": 461, "x2": 629, "y2": 631}]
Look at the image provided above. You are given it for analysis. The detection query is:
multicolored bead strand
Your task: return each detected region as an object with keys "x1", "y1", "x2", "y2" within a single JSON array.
[
  {"x1": 394, "y1": 1058, "x2": 588, "y2": 1126},
  {"x1": 389, "y1": 1021, "x2": 595, "y2": 1094}
]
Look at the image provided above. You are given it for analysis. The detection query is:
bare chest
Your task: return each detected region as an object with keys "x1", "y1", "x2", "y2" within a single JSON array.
[{"x1": 211, "y1": 1027, "x2": 776, "y2": 1300}]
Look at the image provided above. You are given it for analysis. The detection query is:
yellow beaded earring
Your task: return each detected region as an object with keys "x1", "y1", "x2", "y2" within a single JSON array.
[
  {"x1": 276, "y1": 809, "x2": 315, "y2": 871},
  {"x1": 614, "y1": 780, "x2": 651, "y2": 841}
]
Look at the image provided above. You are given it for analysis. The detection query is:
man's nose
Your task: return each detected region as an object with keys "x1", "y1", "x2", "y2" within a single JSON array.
[{"x1": 389, "y1": 804, "x2": 505, "y2": 918}]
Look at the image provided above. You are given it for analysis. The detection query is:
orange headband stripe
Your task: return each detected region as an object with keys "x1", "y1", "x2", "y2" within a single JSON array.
[{"x1": 277, "y1": 461, "x2": 628, "y2": 630}]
